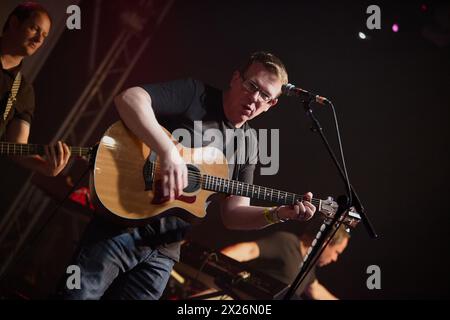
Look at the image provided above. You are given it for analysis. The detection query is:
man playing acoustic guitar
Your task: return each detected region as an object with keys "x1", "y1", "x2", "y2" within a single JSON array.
[{"x1": 62, "y1": 51, "x2": 316, "y2": 299}]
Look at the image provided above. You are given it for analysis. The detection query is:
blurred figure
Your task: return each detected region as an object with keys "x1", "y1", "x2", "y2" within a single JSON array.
[
  {"x1": 1, "y1": 2, "x2": 70, "y2": 176},
  {"x1": 222, "y1": 225, "x2": 350, "y2": 300}
]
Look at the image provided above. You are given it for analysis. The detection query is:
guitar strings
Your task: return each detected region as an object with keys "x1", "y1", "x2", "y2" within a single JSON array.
[
  {"x1": 0, "y1": 143, "x2": 346, "y2": 222},
  {"x1": 149, "y1": 161, "x2": 320, "y2": 206},
  {"x1": 0, "y1": 144, "x2": 310, "y2": 204},
  {"x1": 0, "y1": 143, "x2": 90, "y2": 155},
  {"x1": 0, "y1": 143, "x2": 90, "y2": 151},
  {"x1": 97, "y1": 144, "x2": 319, "y2": 206}
]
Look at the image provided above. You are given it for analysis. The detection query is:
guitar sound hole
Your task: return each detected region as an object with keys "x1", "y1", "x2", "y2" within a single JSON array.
[{"x1": 185, "y1": 164, "x2": 201, "y2": 193}]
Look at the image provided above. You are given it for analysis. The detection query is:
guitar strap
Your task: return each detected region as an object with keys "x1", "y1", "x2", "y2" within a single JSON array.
[{"x1": 0, "y1": 71, "x2": 22, "y2": 138}]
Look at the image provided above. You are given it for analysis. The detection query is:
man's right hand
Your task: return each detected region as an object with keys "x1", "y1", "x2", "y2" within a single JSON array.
[{"x1": 159, "y1": 146, "x2": 188, "y2": 200}]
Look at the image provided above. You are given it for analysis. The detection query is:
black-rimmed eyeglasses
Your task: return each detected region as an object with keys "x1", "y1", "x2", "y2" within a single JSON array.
[{"x1": 240, "y1": 77, "x2": 274, "y2": 103}]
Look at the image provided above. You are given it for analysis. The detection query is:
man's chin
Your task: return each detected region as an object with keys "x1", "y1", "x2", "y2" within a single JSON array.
[
  {"x1": 235, "y1": 114, "x2": 248, "y2": 123},
  {"x1": 23, "y1": 45, "x2": 37, "y2": 56},
  {"x1": 240, "y1": 113, "x2": 252, "y2": 121}
]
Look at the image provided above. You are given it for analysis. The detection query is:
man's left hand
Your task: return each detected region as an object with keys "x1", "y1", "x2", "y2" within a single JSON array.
[
  {"x1": 276, "y1": 192, "x2": 316, "y2": 221},
  {"x1": 40, "y1": 141, "x2": 71, "y2": 176}
]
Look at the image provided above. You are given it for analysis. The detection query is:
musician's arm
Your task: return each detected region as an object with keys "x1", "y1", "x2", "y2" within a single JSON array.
[
  {"x1": 221, "y1": 241, "x2": 260, "y2": 262},
  {"x1": 4, "y1": 118, "x2": 30, "y2": 144},
  {"x1": 115, "y1": 87, "x2": 177, "y2": 157},
  {"x1": 304, "y1": 279, "x2": 339, "y2": 300},
  {"x1": 220, "y1": 196, "x2": 273, "y2": 230},
  {"x1": 115, "y1": 87, "x2": 188, "y2": 199},
  {"x1": 220, "y1": 194, "x2": 316, "y2": 230},
  {"x1": 5, "y1": 119, "x2": 70, "y2": 176}
]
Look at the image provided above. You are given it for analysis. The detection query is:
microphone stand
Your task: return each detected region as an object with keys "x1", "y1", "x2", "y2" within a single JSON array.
[
  {"x1": 303, "y1": 98, "x2": 376, "y2": 239},
  {"x1": 282, "y1": 97, "x2": 377, "y2": 300},
  {"x1": 282, "y1": 195, "x2": 349, "y2": 300}
]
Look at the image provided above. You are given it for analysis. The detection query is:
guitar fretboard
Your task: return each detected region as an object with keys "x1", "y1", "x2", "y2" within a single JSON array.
[
  {"x1": 0, "y1": 142, "x2": 90, "y2": 157},
  {"x1": 201, "y1": 174, "x2": 321, "y2": 207}
]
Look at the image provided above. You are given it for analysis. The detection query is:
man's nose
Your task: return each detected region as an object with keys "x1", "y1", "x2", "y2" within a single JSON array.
[
  {"x1": 33, "y1": 33, "x2": 44, "y2": 44},
  {"x1": 248, "y1": 90, "x2": 260, "y2": 103}
]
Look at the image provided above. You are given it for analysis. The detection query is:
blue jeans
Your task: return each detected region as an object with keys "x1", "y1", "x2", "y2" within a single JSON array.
[{"x1": 62, "y1": 220, "x2": 175, "y2": 300}]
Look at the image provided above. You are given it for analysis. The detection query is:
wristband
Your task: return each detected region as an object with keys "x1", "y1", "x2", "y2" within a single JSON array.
[{"x1": 263, "y1": 207, "x2": 278, "y2": 224}]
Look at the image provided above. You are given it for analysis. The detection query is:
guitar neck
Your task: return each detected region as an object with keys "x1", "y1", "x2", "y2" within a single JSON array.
[
  {"x1": 0, "y1": 142, "x2": 91, "y2": 157},
  {"x1": 201, "y1": 174, "x2": 321, "y2": 208}
]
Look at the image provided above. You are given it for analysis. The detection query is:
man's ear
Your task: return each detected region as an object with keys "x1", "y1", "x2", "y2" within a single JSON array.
[
  {"x1": 269, "y1": 98, "x2": 279, "y2": 108},
  {"x1": 263, "y1": 98, "x2": 278, "y2": 112}
]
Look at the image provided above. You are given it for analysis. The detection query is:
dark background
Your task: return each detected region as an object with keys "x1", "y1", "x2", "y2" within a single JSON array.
[{"x1": 1, "y1": 0, "x2": 449, "y2": 299}]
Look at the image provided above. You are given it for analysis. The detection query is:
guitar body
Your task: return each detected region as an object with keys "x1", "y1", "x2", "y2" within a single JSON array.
[{"x1": 93, "y1": 121, "x2": 228, "y2": 223}]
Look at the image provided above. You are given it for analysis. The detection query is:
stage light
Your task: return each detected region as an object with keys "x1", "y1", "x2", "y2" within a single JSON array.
[
  {"x1": 392, "y1": 23, "x2": 399, "y2": 32},
  {"x1": 358, "y1": 32, "x2": 367, "y2": 39}
]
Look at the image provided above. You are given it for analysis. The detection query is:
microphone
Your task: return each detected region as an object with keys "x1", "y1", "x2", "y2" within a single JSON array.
[{"x1": 282, "y1": 83, "x2": 330, "y2": 105}]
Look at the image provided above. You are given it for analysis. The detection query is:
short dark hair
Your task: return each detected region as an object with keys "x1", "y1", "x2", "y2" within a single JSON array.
[
  {"x1": 240, "y1": 51, "x2": 289, "y2": 85},
  {"x1": 2, "y1": 2, "x2": 51, "y2": 33}
]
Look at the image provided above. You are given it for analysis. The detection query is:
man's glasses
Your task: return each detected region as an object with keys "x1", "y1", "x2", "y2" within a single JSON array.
[{"x1": 241, "y1": 77, "x2": 274, "y2": 103}]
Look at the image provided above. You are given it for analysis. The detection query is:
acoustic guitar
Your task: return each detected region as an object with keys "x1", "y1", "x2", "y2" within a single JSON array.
[{"x1": 92, "y1": 121, "x2": 360, "y2": 227}]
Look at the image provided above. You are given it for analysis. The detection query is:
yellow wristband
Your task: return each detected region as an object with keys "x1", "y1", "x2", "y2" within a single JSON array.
[{"x1": 263, "y1": 207, "x2": 278, "y2": 224}]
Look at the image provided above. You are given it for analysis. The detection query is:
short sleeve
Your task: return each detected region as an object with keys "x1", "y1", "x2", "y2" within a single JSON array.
[
  {"x1": 140, "y1": 78, "x2": 200, "y2": 117},
  {"x1": 237, "y1": 164, "x2": 256, "y2": 184}
]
